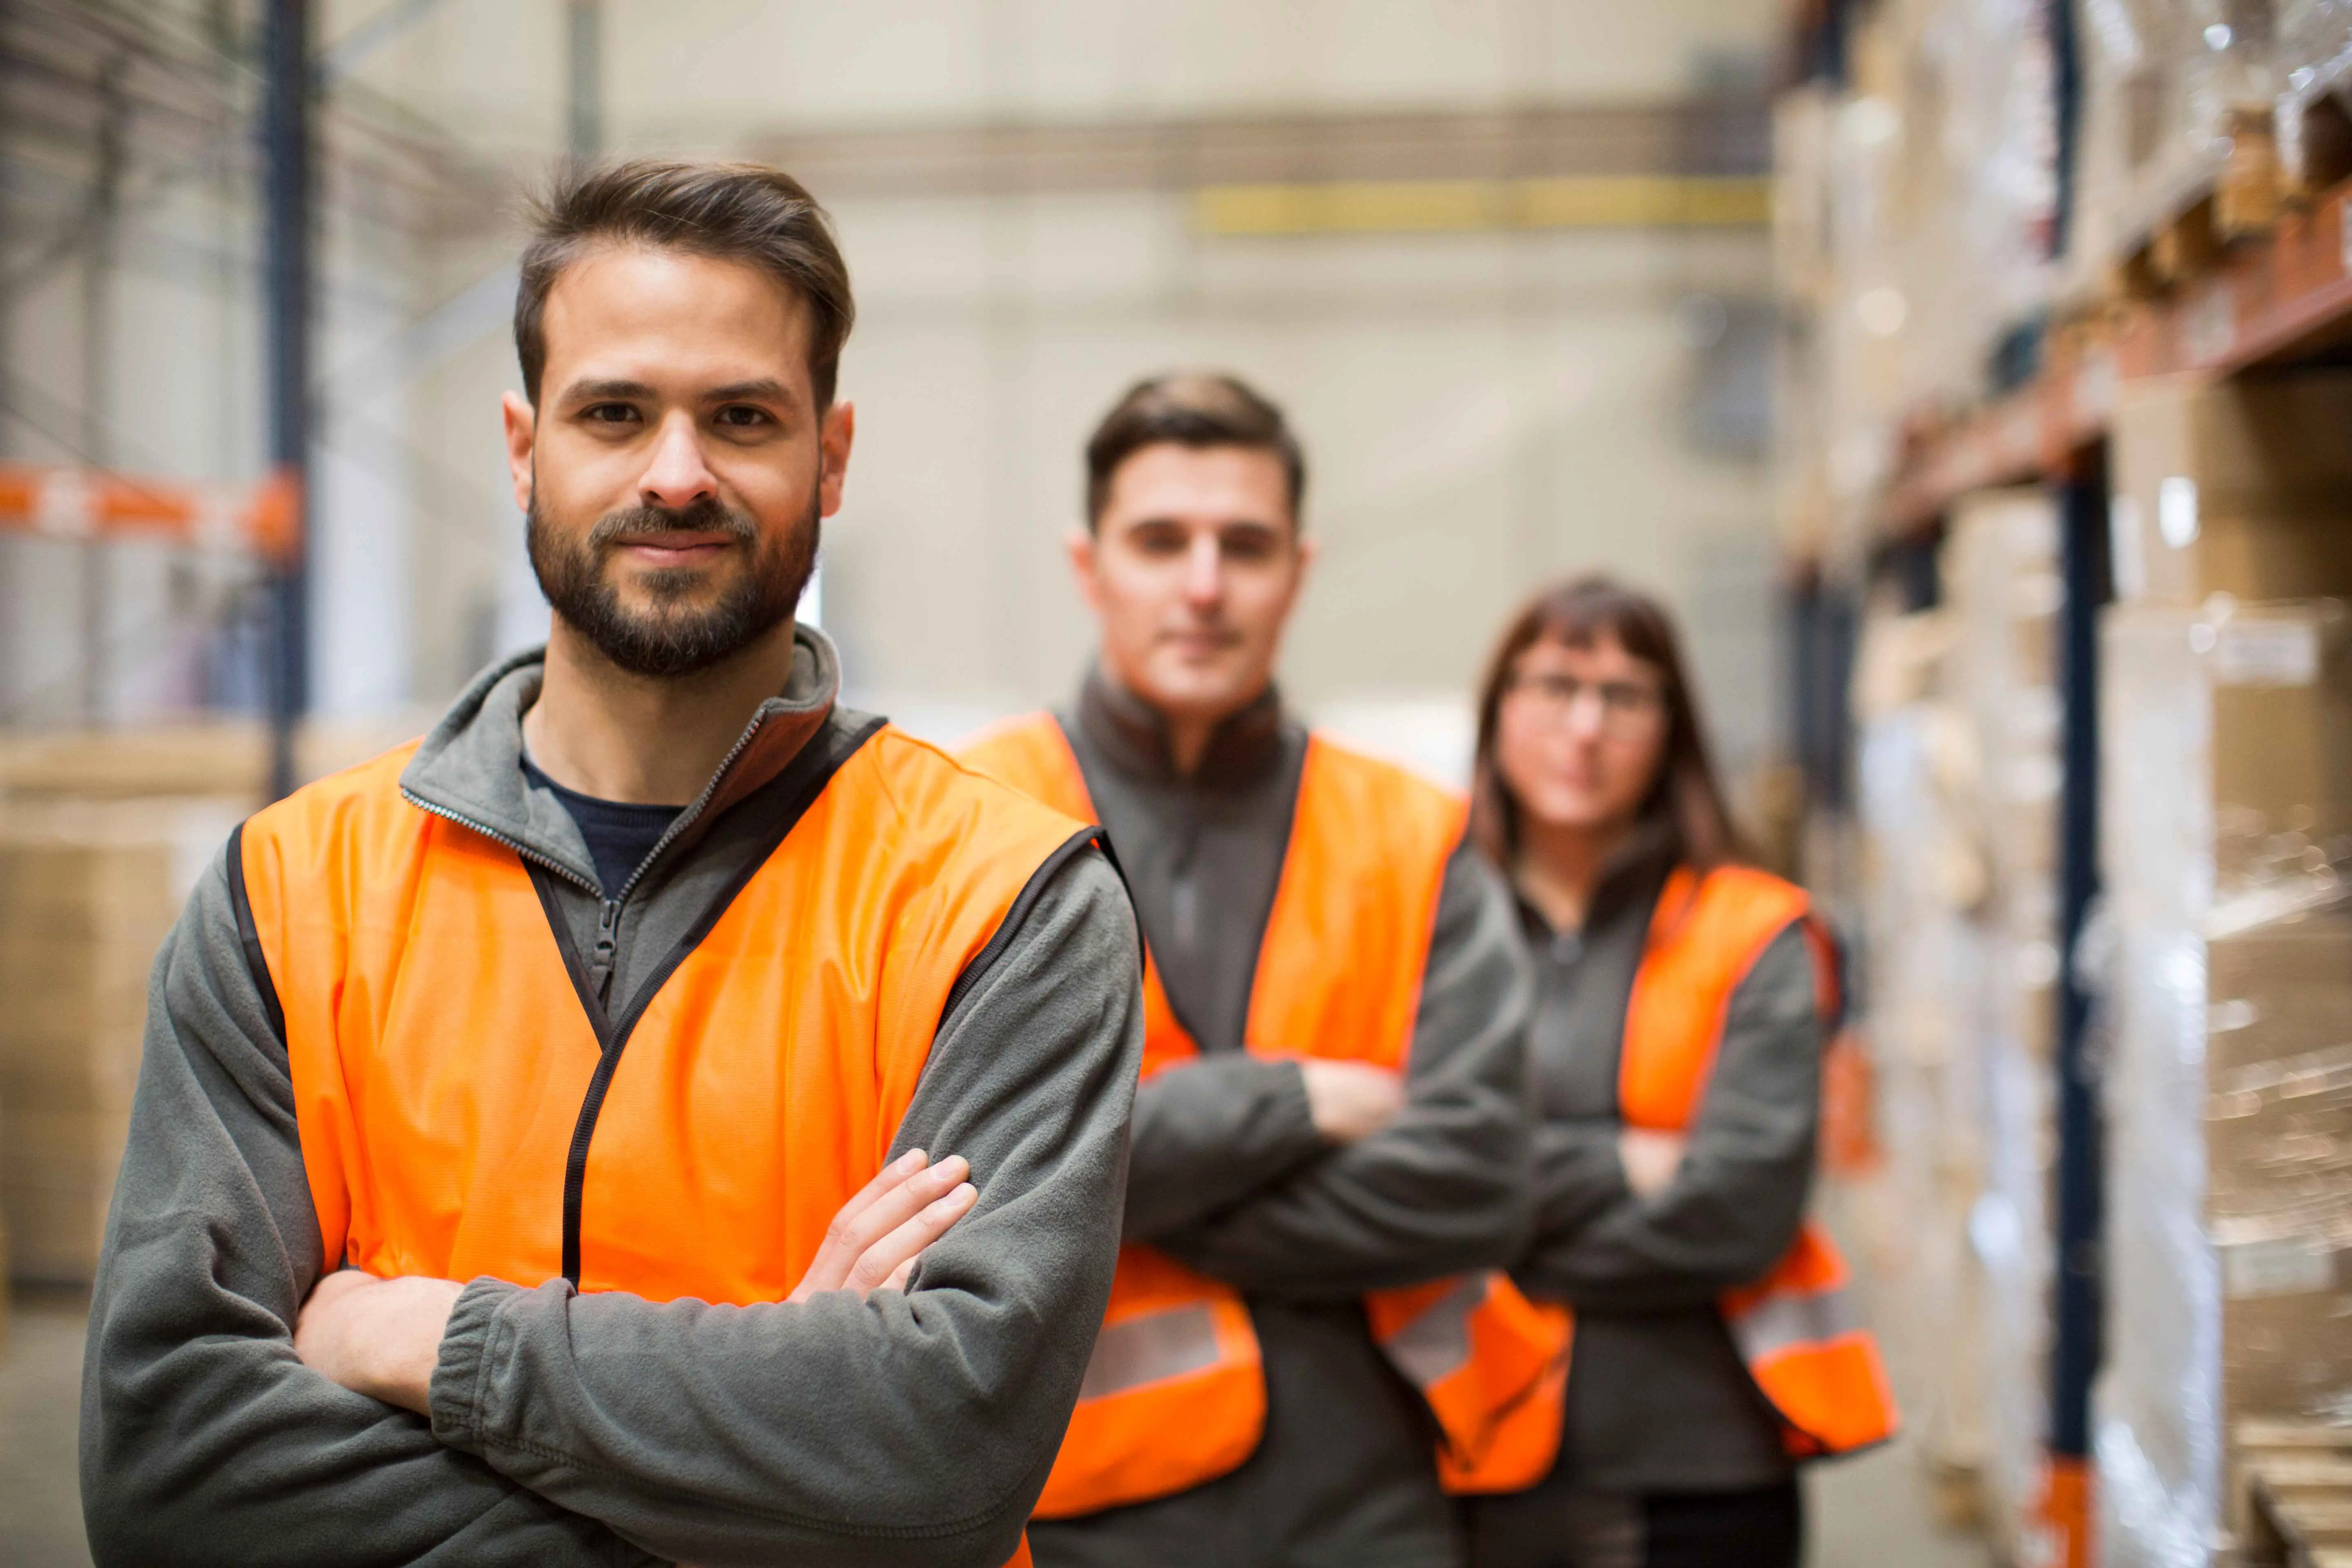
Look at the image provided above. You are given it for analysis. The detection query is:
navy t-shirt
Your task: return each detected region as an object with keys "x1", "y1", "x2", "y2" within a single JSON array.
[{"x1": 520, "y1": 755, "x2": 682, "y2": 900}]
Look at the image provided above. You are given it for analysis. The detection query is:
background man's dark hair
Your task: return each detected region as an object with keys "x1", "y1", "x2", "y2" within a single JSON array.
[
  {"x1": 1083, "y1": 372, "x2": 1306, "y2": 532},
  {"x1": 515, "y1": 159, "x2": 855, "y2": 410}
]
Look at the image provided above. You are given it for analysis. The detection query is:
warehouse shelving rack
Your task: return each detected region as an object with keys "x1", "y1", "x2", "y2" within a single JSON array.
[
  {"x1": 1813, "y1": 157, "x2": 2352, "y2": 1568},
  {"x1": 1876, "y1": 181, "x2": 2352, "y2": 537}
]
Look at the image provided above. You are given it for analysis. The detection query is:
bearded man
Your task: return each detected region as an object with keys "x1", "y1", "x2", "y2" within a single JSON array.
[{"x1": 80, "y1": 160, "x2": 1142, "y2": 1568}]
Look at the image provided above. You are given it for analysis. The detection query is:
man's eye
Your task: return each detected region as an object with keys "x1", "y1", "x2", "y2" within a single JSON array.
[
  {"x1": 1222, "y1": 537, "x2": 1275, "y2": 562},
  {"x1": 715, "y1": 405, "x2": 771, "y2": 429},
  {"x1": 581, "y1": 403, "x2": 637, "y2": 424},
  {"x1": 1133, "y1": 530, "x2": 1187, "y2": 555}
]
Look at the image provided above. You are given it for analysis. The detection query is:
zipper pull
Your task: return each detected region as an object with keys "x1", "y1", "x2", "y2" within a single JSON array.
[{"x1": 590, "y1": 898, "x2": 621, "y2": 1004}]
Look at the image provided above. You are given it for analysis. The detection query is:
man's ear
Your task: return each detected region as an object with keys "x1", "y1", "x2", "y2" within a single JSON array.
[
  {"x1": 501, "y1": 392, "x2": 537, "y2": 514},
  {"x1": 1063, "y1": 526, "x2": 1104, "y2": 617},
  {"x1": 1278, "y1": 530, "x2": 1319, "y2": 619},
  {"x1": 818, "y1": 399, "x2": 856, "y2": 518}
]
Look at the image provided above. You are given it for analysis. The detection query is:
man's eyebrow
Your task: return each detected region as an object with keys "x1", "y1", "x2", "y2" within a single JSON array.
[
  {"x1": 703, "y1": 378, "x2": 795, "y2": 406},
  {"x1": 560, "y1": 377, "x2": 659, "y2": 403}
]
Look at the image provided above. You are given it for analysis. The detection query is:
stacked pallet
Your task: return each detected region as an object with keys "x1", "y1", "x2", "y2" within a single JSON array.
[
  {"x1": 2096, "y1": 372, "x2": 2352, "y2": 1567},
  {"x1": 0, "y1": 720, "x2": 404, "y2": 1285},
  {"x1": 0, "y1": 797, "x2": 241, "y2": 1283},
  {"x1": 1852, "y1": 486, "x2": 2067, "y2": 1556}
]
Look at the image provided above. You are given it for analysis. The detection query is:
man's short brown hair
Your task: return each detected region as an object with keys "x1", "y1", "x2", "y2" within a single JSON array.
[
  {"x1": 515, "y1": 159, "x2": 855, "y2": 410},
  {"x1": 1083, "y1": 372, "x2": 1306, "y2": 532}
]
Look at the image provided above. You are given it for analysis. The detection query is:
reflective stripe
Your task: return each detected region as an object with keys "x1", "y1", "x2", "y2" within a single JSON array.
[
  {"x1": 1381, "y1": 1276, "x2": 1483, "y2": 1389},
  {"x1": 1727, "y1": 1285, "x2": 1860, "y2": 1363},
  {"x1": 1077, "y1": 1305, "x2": 1225, "y2": 1401}
]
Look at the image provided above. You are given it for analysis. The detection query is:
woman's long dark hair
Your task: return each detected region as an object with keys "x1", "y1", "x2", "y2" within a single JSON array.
[{"x1": 1468, "y1": 574, "x2": 1743, "y2": 872}]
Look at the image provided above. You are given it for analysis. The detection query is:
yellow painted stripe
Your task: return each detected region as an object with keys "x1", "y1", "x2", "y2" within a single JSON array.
[{"x1": 1194, "y1": 176, "x2": 1771, "y2": 236}]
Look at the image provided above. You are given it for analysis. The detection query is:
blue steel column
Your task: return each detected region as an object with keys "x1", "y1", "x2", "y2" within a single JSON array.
[
  {"x1": 2048, "y1": 457, "x2": 2108, "y2": 1537},
  {"x1": 262, "y1": 0, "x2": 312, "y2": 800}
]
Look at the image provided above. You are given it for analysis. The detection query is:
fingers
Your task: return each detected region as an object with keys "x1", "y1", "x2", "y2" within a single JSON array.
[
  {"x1": 795, "y1": 1154, "x2": 971, "y2": 1302},
  {"x1": 846, "y1": 1180, "x2": 979, "y2": 1294},
  {"x1": 795, "y1": 1149, "x2": 933, "y2": 1299},
  {"x1": 832, "y1": 1147, "x2": 932, "y2": 1235}
]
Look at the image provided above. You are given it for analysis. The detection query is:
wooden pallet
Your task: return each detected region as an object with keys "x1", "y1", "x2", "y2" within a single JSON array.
[
  {"x1": 2281, "y1": 63, "x2": 2352, "y2": 202},
  {"x1": 2239, "y1": 1422, "x2": 2352, "y2": 1567},
  {"x1": 2107, "y1": 107, "x2": 2288, "y2": 303}
]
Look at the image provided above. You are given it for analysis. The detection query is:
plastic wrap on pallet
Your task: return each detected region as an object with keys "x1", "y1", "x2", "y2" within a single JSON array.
[
  {"x1": 1946, "y1": 491, "x2": 2067, "y2": 1557},
  {"x1": 2277, "y1": 0, "x2": 2352, "y2": 186},
  {"x1": 1855, "y1": 601, "x2": 1995, "y2": 1497},
  {"x1": 1800, "y1": 0, "x2": 2063, "y2": 559},
  {"x1": 2279, "y1": 0, "x2": 2352, "y2": 74},
  {"x1": 2095, "y1": 605, "x2": 2221, "y2": 1568},
  {"x1": 2077, "y1": 0, "x2": 2281, "y2": 276},
  {"x1": 2095, "y1": 599, "x2": 2352, "y2": 1568}
]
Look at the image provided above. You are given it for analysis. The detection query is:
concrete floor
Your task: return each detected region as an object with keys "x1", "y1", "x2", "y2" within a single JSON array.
[
  {"x1": 2, "y1": 1286, "x2": 1994, "y2": 1567},
  {"x1": 2, "y1": 1292, "x2": 93, "y2": 1568}
]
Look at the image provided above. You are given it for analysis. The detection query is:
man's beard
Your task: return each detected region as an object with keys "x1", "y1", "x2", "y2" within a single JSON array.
[{"x1": 527, "y1": 489, "x2": 819, "y2": 678}]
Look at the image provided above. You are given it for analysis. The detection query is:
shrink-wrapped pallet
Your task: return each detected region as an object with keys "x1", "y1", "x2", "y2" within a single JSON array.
[
  {"x1": 1944, "y1": 489, "x2": 2066, "y2": 1561},
  {"x1": 2095, "y1": 599, "x2": 2352, "y2": 1568},
  {"x1": 1854, "y1": 599, "x2": 1995, "y2": 1519}
]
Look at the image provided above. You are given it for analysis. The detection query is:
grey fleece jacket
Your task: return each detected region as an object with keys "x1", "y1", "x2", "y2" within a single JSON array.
[
  {"x1": 1497, "y1": 843, "x2": 1824, "y2": 1497},
  {"x1": 80, "y1": 626, "x2": 1144, "y2": 1568},
  {"x1": 1025, "y1": 672, "x2": 1533, "y2": 1568}
]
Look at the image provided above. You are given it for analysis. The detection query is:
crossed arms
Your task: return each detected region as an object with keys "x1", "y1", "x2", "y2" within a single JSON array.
[{"x1": 1118, "y1": 844, "x2": 1538, "y2": 1298}]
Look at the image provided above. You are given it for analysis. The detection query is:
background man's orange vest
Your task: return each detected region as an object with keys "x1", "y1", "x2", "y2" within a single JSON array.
[
  {"x1": 962, "y1": 715, "x2": 1569, "y2": 1518},
  {"x1": 1615, "y1": 863, "x2": 1901, "y2": 1461},
  {"x1": 239, "y1": 726, "x2": 1094, "y2": 1568}
]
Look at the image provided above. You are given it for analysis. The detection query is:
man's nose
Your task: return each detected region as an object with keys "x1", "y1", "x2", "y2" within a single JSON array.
[
  {"x1": 637, "y1": 411, "x2": 719, "y2": 511},
  {"x1": 1181, "y1": 533, "x2": 1224, "y2": 604}
]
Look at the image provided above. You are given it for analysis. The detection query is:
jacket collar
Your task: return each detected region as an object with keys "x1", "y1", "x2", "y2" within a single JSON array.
[
  {"x1": 400, "y1": 623, "x2": 842, "y2": 895},
  {"x1": 1074, "y1": 661, "x2": 1289, "y2": 793},
  {"x1": 1512, "y1": 816, "x2": 1681, "y2": 943}
]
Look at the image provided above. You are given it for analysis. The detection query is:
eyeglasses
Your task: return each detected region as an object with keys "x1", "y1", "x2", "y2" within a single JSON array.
[{"x1": 1503, "y1": 670, "x2": 1668, "y2": 735}]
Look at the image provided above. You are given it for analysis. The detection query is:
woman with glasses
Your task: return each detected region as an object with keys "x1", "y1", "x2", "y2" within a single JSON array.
[{"x1": 1458, "y1": 577, "x2": 1893, "y2": 1568}]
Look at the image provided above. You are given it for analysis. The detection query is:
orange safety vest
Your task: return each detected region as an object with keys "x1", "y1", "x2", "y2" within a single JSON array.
[
  {"x1": 1613, "y1": 863, "x2": 1900, "y2": 1462},
  {"x1": 235, "y1": 721, "x2": 1098, "y2": 1568},
  {"x1": 962, "y1": 713, "x2": 1570, "y2": 1518}
]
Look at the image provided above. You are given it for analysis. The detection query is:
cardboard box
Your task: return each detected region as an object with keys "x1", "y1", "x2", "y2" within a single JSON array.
[
  {"x1": 2207, "y1": 911, "x2": 2352, "y2": 1223},
  {"x1": 2209, "y1": 604, "x2": 2352, "y2": 898},
  {"x1": 2111, "y1": 374, "x2": 2352, "y2": 604},
  {"x1": 0, "y1": 797, "x2": 241, "y2": 1283},
  {"x1": 0, "y1": 1108, "x2": 132, "y2": 1284},
  {"x1": 2205, "y1": 906, "x2": 2352, "y2": 1438}
]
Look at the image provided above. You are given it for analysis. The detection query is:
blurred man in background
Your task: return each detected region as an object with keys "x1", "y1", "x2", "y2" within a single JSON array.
[
  {"x1": 81, "y1": 160, "x2": 1140, "y2": 1568},
  {"x1": 964, "y1": 373, "x2": 1553, "y2": 1568}
]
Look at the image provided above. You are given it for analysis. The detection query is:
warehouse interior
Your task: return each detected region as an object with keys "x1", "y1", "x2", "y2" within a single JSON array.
[{"x1": 3, "y1": 0, "x2": 2351, "y2": 1563}]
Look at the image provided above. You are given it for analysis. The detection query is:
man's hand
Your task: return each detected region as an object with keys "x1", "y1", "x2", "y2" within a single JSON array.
[
  {"x1": 1300, "y1": 1061, "x2": 1405, "y2": 1145},
  {"x1": 789, "y1": 1148, "x2": 978, "y2": 1302},
  {"x1": 294, "y1": 1270, "x2": 465, "y2": 1415},
  {"x1": 1617, "y1": 1127, "x2": 1688, "y2": 1198}
]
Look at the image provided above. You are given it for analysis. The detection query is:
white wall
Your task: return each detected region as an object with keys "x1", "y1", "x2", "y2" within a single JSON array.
[{"x1": 5, "y1": 1, "x2": 1785, "y2": 802}]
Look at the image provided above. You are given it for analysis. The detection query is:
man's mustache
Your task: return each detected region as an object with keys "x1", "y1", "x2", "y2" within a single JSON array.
[{"x1": 586, "y1": 499, "x2": 759, "y2": 548}]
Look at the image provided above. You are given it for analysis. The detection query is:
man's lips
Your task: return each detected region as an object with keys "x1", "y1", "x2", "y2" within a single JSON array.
[
  {"x1": 1160, "y1": 629, "x2": 1242, "y2": 655},
  {"x1": 611, "y1": 535, "x2": 736, "y2": 564}
]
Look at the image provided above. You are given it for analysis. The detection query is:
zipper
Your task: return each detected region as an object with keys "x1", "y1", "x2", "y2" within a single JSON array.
[
  {"x1": 410, "y1": 711, "x2": 881, "y2": 1289},
  {"x1": 401, "y1": 789, "x2": 601, "y2": 898},
  {"x1": 590, "y1": 898, "x2": 622, "y2": 1003},
  {"x1": 401, "y1": 705, "x2": 775, "y2": 999}
]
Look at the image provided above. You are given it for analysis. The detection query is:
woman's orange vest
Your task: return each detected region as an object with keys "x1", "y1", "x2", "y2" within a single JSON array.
[
  {"x1": 234, "y1": 722, "x2": 1098, "y2": 1568},
  {"x1": 961, "y1": 714, "x2": 1570, "y2": 1519},
  {"x1": 1611, "y1": 863, "x2": 1900, "y2": 1462}
]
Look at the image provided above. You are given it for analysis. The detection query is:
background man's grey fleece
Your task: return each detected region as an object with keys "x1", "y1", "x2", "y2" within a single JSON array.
[
  {"x1": 1025, "y1": 672, "x2": 1535, "y2": 1568},
  {"x1": 79, "y1": 628, "x2": 1145, "y2": 1568}
]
